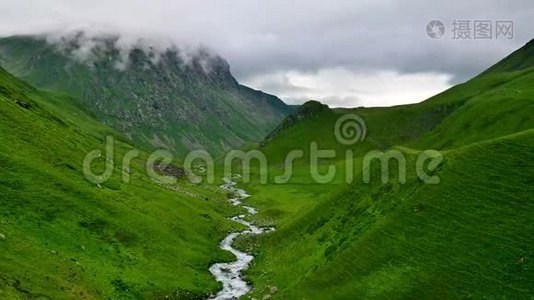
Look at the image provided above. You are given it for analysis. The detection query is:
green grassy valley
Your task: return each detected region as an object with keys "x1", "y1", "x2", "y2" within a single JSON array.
[
  {"x1": 0, "y1": 20, "x2": 533, "y2": 300},
  {"x1": 231, "y1": 40, "x2": 534, "y2": 299},
  {"x1": 0, "y1": 66, "x2": 244, "y2": 299}
]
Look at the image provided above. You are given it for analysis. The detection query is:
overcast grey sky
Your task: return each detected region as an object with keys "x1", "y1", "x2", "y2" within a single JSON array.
[{"x1": 0, "y1": 0, "x2": 532, "y2": 107}]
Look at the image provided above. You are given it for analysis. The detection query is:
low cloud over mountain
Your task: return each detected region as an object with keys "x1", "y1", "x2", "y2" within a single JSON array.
[{"x1": 0, "y1": 0, "x2": 531, "y2": 107}]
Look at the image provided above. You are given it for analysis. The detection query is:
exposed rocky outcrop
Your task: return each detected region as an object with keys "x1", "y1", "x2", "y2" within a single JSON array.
[
  {"x1": 0, "y1": 33, "x2": 291, "y2": 155},
  {"x1": 260, "y1": 100, "x2": 330, "y2": 147}
]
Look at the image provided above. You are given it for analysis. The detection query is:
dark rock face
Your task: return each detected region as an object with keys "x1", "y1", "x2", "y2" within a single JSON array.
[
  {"x1": 292, "y1": 100, "x2": 331, "y2": 119},
  {"x1": 0, "y1": 34, "x2": 291, "y2": 156},
  {"x1": 260, "y1": 100, "x2": 331, "y2": 146}
]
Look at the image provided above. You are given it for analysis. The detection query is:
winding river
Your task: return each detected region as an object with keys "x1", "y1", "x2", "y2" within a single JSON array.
[{"x1": 208, "y1": 176, "x2": 274, "y2": 299}]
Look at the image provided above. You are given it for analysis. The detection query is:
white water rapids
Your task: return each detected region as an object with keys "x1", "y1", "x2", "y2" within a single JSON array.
[{"x1": 208, "y1": 176, "x2": 274, "y2": 300}]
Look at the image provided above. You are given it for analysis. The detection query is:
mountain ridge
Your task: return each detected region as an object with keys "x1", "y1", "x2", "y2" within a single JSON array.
[
  {"x1": 236, "y1": 39, "x2": 534, "y2": 299},
  {"x1": 0, "y1": 33, "x2": 291, "y2": 156},
  {"x1": 479, "y1": 38, "x2": 534, "y2": 76}
]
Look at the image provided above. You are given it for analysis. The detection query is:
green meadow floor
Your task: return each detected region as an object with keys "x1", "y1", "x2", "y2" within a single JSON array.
[
  {"x1": 235, "y1": 129, "x2": 534, "y2": 299},
  {"x1": 0, "y1": 67, "x2": 243, "y2": 299},
  {"x1": 229, "y1": 65, "x2": 534, "y2": 298},
  {"x1": 1, "y1": 40, "x2": 534, "y2": 299}
]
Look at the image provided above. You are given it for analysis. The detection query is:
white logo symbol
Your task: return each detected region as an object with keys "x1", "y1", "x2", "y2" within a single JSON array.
[{"x1": 334, "y1": 114, "x2": 367, "y2": 145}]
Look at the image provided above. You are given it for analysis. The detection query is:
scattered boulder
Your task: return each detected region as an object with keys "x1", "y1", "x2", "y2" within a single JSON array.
[
  {"x1": 269, "y1": 286, "x2": 278, "y2": 294},
  {"x1": 15, "y1": 100, "x2": 31, "y2": 109},
  {"x1": 153, "y1": 161, "x2": 185, "y2": 178},
  {"x1": 0, "y1": 233, "x2": 5, "y2": 240}
]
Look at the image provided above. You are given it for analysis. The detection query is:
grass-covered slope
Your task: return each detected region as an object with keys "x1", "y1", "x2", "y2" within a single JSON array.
[
  {"x1": 0, "y1": 34, "x2": 290, "y2": 156},
  {"x1": 236, "y1": 40, "x2": 534, "y2": 299},
  {"x1": 480, "y1": 39, "x2": 534, "y2": 75},
  {"x1": 245, "y1": 130, "x2": 534, "y2": 299},
  {"x1": 0, "y1": 66, "x2": 239, "y2": 299}
]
